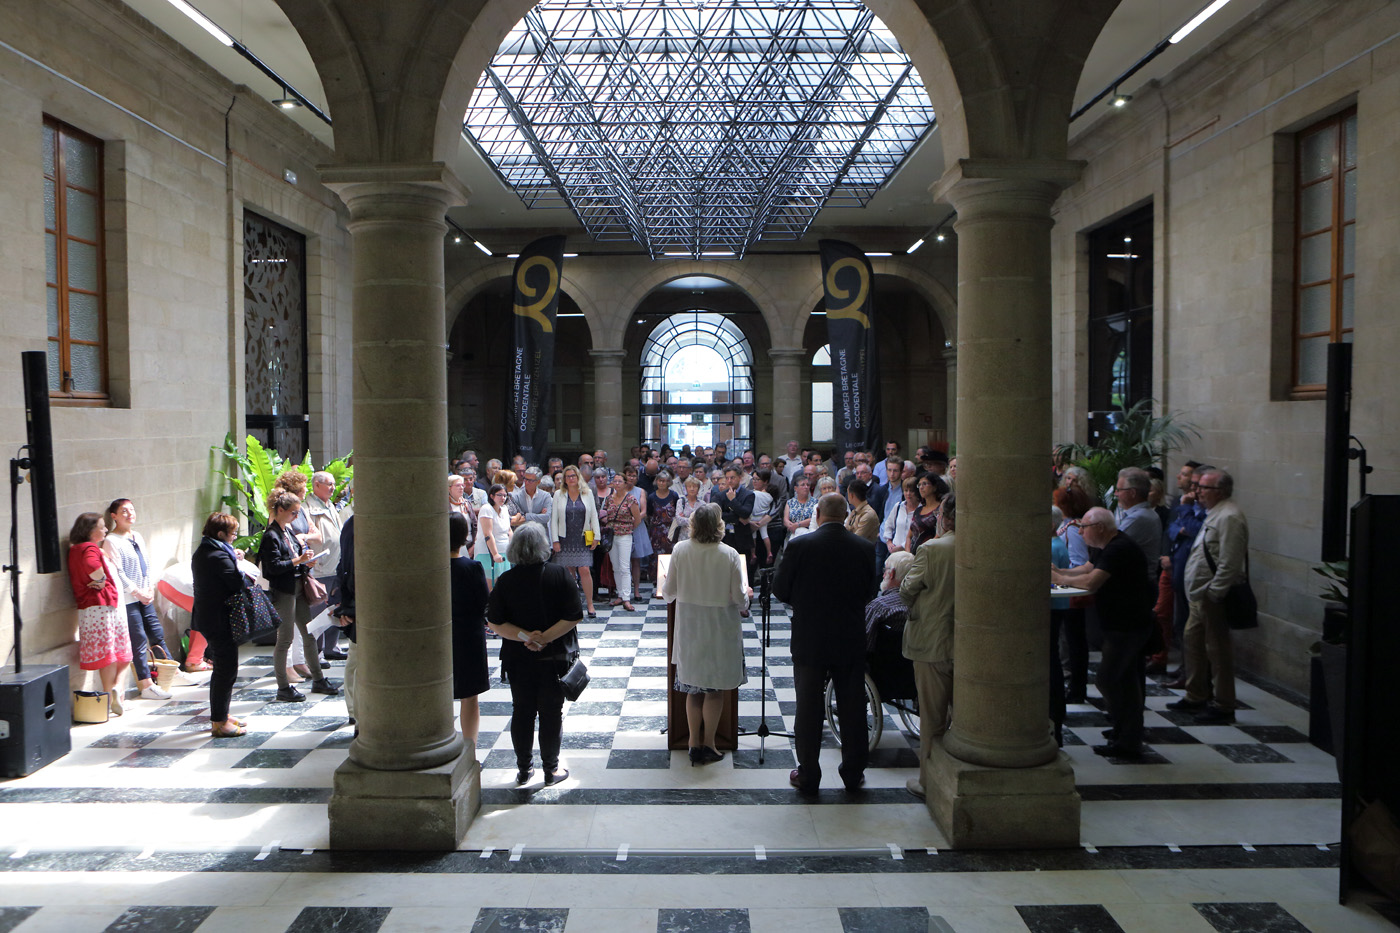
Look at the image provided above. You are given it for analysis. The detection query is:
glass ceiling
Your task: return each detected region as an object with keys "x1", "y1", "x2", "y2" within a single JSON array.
[{"x1": 463, "y1": 0, "x2": 937, "y2": 259}]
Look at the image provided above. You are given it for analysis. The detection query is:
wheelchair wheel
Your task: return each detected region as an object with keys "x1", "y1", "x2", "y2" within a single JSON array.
[
  {"x1": 897, "y1": 695, "x2": 920, "y2": 740},
  {"x1": 825, "y1": 672, "x2": 882, "y2": 750}
]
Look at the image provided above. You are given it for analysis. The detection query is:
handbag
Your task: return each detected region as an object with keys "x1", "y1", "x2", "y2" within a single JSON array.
[
  {"x1": 226, "y1": 584, "x2": 282, "y2": 644},
  {"x1": 149, "y1": 644, "x2": 181, "y2": 691},
  {"x1": 1203, "y1": 541, "x2": 1258, "y2": 630},
  {"x1": 558, "y1": 653, "x2": 590, "y2": 702},
  {"x1": 302, "y1": 573, "x2": 328, "y2": 605},
  {"x1": 72, "y1": 690, "x2": 109, "y2": 724}
]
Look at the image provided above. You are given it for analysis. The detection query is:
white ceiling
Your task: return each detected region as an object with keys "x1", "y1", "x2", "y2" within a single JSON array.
[{"x1": 119, "y1": 0, "x2": 1269, "y2": 248}]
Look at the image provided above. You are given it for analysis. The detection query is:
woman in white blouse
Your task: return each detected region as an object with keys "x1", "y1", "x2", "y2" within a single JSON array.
[
  {"x1": 881, "y1": 476, "x2": 920, "y2": 557},
  {"x1": 661, "y1": 502, "x2": 746, "y2": 765},
  {"x1": 474, "y1": 483, "x2": 514, "y2": 590}
]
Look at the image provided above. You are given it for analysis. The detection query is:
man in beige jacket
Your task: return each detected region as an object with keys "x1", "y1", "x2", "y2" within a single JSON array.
[
  {"x1": 1169, "y1": 468, "x2": 1249, "y2": 724},
  {"x1": 898, "y1": 494, "x2": 955, "y2": 799}
]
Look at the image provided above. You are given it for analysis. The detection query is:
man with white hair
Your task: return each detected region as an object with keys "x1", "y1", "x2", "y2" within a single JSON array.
[
  {"x1": 1052, "y1": 506, "x2": 1154, "y2": 759},
  {"x1": 512, "y1": 466, "x2": 553, "y2": 530},
  {"x1": 305, "y1": 470, "x2": 347, "y2": 661},
  {"x1": 1170, "y1": 468, "x2": 1249, "y2": 725},
  {"x1": 782, "y1": 440, "x2": 804, "y2": 484}
]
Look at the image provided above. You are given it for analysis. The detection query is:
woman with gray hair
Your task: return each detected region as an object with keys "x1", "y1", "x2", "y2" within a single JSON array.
[
  {"x1": 661, "y1": 502, "x2": 747, "y2": 765},
  {"x1": 486, "y1": 522, "x2": 585, "y2": 786}
]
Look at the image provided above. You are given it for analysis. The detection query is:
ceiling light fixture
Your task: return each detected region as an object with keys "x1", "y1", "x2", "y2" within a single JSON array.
[
  {"x1": 473, "y1": 240, "x2": 492, "y2": 256},
  {"x1": 905, "y1": 238, "x2": 925, "y2": 254},
  {"x1": 165, "y1": 0, "x2": 232, "y2": 46},
  {"x1": 1111, "y1": 88, "x2": 1132, "y2": 108},
  {"x1": 1171, "y1": 0, "x2": 1234, "y2": 44},
  {"x1": 272, "y1": 86, "x2": 302, "y2": 110}
]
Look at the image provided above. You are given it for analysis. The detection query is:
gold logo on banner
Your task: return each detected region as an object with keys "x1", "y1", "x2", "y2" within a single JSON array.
[
  {"x1": 513, "y1": 255, "x2": 558, "y2": 333},
  {"x1": 824, "y1": 257, "x2": 870, "y2": 328}
]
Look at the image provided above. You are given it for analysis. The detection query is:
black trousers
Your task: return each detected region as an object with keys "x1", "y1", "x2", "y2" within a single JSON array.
[
  {"x1": 793, "y1": 659, "x2": 868, "y2": 790},
  {"x1": 204, "y1": 633, "x2": 239, "y2": 723},
  {"x1": 504, "y1": 656, "x2": 569, "y2": 771},
  {"x1": 125, "y1": 600, "x2": 171, "y2": 681},
  {"x1": 1061, "y1": 606, "x2": 1089, "y2": 699},
  {"x1": 1097, "y1": 627, "x2": 1152, "y2": 749}
]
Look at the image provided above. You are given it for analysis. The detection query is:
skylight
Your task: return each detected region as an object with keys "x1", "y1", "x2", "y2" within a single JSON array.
[{"x1": 463, "y1": 0, "x2": 936, "y2": 258}]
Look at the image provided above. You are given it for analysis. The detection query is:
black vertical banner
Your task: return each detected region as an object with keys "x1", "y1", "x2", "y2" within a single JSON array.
[
  {"x1": 509, "y1": 235, "x2": 566, "y2": 464},
  {"x1": 818, "y1": 240, "x2": 882, "y2": 454}
]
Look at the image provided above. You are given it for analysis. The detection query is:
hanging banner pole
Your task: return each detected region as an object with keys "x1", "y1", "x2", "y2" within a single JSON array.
[
  {"x1": 818, "y1": 239, "x2": 882, "y2": 455},
  {"x1": 508, "y1": 235, "x2": 566, "y2": 464}
]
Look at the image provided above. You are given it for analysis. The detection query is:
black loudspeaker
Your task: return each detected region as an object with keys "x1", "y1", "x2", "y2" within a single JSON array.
[
  {"x1": 0, "y1": 664, "x2": 71, "y2": 777},
  {"x1": 1340, "y1": 494, "x2": 1400, "y2": 901},
  {"x1": 20, "y1": 350, "x2": 61, "y2": 574},
  {"x1": 1320, "y1": 342, "x2": 1352, "y2": 563}
]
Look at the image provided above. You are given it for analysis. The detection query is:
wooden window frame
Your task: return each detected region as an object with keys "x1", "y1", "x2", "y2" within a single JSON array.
[
  {"x1": 1291, "y1": 107, "x2": 1356, "y2": 398},
  {"x1": 44, "y1": 115, "x2": 108, "y2": 402}
]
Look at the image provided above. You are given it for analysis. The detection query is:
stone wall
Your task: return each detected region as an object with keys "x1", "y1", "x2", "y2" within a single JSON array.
[
  {"x1": 0, "y1": 0, "x2": 352, "y2": 679},
  {"x1": 1053, "y1": 0, "x2": 1400, "y2": 691}
]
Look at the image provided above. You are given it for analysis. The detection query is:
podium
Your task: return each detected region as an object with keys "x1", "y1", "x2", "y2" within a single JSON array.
[{"x1": 659, "y1": 554, "x2": 743, "y2": 751}]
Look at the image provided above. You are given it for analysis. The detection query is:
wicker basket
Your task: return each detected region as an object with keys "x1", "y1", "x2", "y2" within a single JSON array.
[{"x1": 150, "y1": 647, "x2": 181, "y2": 691}]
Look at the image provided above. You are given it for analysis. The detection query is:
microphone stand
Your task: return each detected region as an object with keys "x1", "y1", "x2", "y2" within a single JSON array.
[{"x1": 737, "y1": 567, "x2": 793, "y2": 763}]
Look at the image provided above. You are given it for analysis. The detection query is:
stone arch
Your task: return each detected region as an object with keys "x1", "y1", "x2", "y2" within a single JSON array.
[
  {"x1": 787, "y1": 257, "x2": 957, "y2": 348},
  {"x1": 600, "y1": 261, "x2": 784, "y2": 349},
  {"x1": 444, "y1": 261, "x2": 603, "y2": 341}
]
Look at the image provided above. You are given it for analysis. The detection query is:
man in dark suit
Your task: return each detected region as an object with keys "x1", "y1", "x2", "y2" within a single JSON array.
[
  {"x1": 772, "y1": 493, "x2": 879, "y2": 795},
  {"x1": 710, "y1": 465, "x2": 755, "y2": 558}
]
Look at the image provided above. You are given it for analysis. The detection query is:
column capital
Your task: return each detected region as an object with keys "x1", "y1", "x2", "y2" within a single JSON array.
[
  {"x1": 931, "y1": 158, "x2": 1084, "y2": 212},
  {"x1": 588, "y1": 347, "x2": 627, "y2": 364},
  {"x1": 942, "y1": 346, "x2": 958, "y2": 364},
  {"x1": 768, "y1": 346, "x2": 806, "y2": 363},
  {"x1": 319, "y1": 161, "x2": 470, "y2": 219}
]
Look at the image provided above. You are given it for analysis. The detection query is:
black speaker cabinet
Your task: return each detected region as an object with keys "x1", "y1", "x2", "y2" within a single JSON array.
[{"x1": 0, "y1": 665, "x2": 72, "y2": 777}]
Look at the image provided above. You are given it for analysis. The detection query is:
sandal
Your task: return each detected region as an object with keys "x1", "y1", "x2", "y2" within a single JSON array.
[
  {"x1": 622, "y1": 602, "x2": 634, "y2": 612},
  {"x1": 609, "y1": 598, "x2": 623, "y2": 607},
  {"x1": 210, "y1": 721, "x2": 247, "y2": 738}
]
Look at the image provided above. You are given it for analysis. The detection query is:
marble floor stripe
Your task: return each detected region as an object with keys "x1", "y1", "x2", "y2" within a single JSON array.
[
  {"x1": 0, "y1": 844, "x2": 1340, "y2": 876},
  {"x1": 1016, "y1": 904, "x2": 1126, "y2": 932},
  {"x1": 1193, "y1": 901, "x2": 1312, "y2": 933},
  {"x1": 101, "y1": 905, "x2": 215, "y2": 933}
]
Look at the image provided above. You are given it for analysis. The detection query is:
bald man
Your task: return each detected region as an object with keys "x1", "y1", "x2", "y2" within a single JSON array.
[{"x1": 773, "y1": 492, "x2": 879, "y2": 795}]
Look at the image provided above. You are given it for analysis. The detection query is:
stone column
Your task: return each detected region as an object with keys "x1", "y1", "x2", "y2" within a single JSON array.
[
  {"x1": 769, "y1": 347, "x2": 805, "y2": 452},
  {"x1": 942, "y1": 347, "x2": 958, "y2": 450},
  {"x1": 590, "y1": 348, "x2": 626, "y2": 456},
  {"x1": 923, "y1": 159, "x2": 1083, "y2": 849},
  {"x1": 320, "y1": 163, "x2": 477, "y2": 850}
]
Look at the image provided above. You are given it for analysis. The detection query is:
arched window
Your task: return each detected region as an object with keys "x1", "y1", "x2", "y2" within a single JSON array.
[
  {"x1": 640, "y1": 312, "x2": 754, "y2": 452},
  {"x1": 811, "y1": 345, "x2": 833, "y2": 443}
]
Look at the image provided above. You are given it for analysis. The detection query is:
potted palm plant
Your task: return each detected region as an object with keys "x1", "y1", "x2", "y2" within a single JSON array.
[{"x1": 1054, "y1": 399, "x2": 1200, "y2": 496}]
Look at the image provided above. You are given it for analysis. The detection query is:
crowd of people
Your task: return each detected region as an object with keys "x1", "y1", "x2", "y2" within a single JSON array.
[{"x1": 64, "y1": 434, "x2": 1248, "y2": 797}]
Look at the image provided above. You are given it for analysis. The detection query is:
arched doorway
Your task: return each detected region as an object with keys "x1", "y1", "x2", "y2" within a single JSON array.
[{"x1": 639, "y1": 312, "x2": 755, "y2": 453}]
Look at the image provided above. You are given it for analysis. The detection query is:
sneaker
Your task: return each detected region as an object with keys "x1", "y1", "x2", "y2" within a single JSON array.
[
  {"x1": 543, "y1": 767, "x2": 570, "y2": 786},
  {"x1": 276, "y1": 686, "x2": 306, "y2": 703},
  {"x1": 310, "y1": 679, "x2": 341, "y2": 696},
  {"x1": 138, "y1": 684, "x2": 171, "y2": 700},
  {"x1": 905, "y1": 777, "x2": 926, "y2": 799}
]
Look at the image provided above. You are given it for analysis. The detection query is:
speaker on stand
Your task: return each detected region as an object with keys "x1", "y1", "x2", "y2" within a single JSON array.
[{"x1": 1, "y1": 350, "x2": 71, "y2": 777}]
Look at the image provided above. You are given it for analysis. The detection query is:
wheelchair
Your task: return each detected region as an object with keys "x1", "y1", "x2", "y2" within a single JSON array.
[{"x1": 825, "y1": 613, "x2": 920, "y2": 750}]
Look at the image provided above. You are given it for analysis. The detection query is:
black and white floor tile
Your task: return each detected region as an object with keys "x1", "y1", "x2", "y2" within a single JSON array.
[{"x1": 1, "y1": 585, "x2": 1395, "y2": 932}]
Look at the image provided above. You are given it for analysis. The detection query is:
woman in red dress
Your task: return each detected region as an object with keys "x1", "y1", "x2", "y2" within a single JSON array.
[{"x1": 67, "y1": 512, "x2": 133, "y2": 717}]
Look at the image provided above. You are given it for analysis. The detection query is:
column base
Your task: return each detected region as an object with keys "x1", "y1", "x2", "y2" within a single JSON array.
[
  {"x1": 922, "y1": 741, "x2": 1080, "y2": 849},
  {"x1": 329, "y1": 745, "x2": 480, "y2": 850}
]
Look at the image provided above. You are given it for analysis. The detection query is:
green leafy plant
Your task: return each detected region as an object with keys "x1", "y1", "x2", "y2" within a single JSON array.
[
  {"x1": 1313, "y1": 559, "x2": 1349, "y2": 606},
  {"x1": 211, "y1": 434, "x2": 353, "y2": 551},
  {"x1": 1055, "y1": 399, "x2": 1200, "y2": 497}
]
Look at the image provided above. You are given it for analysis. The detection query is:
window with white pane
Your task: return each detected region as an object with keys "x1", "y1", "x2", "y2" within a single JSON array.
[
  {"x1": 811, "y1": 345, "x2": 833, "y2": 443},
  {"x1": 44, "y1": 117, "x2": 106, "y2": 399}
]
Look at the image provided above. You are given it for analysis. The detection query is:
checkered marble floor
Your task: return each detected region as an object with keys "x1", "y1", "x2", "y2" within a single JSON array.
[{"x1": 1, "y1": 586, "x2": 1394, "y2": 933}]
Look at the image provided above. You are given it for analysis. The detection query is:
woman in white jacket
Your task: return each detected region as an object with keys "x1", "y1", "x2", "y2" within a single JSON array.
[
  {"x1": 550, "y1": 465, "x2": 602, "y2": 618},
  {"x1": 662, "y1": 502, "x2": 747, "y2": 765}
]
